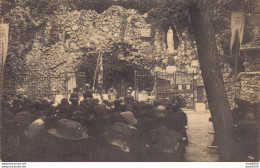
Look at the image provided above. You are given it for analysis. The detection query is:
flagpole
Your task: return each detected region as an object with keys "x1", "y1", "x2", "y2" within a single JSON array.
[
  {"x1": 93, "y1": 50, "x2": 100, "y2": 90},
  {"x1": 234, "y1": 39, "x2": 238, "y2": 99}
]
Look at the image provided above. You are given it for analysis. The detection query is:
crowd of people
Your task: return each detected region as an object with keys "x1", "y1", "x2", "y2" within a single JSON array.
[
  {"x1": 231, "y1": 98, "x2": 259, "y2": 161},
  {"x1": 1, "y1": 84, "x2": 188, "y2": 162}
]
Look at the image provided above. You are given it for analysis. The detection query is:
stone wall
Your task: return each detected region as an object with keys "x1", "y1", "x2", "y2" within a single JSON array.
[
  {"x1": 237, "y1": 72, "x2": 260, "y2": 103},
  {"x1": 23, "y1": 5, "x2": 207, "y2": 106},
  {"x1": 13, "y1": 5, "x2": 240, "y2": 108},
  {"x1": 23, "y1": 6, "x2": 162, "y2": 98}
]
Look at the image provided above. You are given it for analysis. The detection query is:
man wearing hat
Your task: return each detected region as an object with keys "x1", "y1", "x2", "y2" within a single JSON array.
[
  {"x1": 94, "y1": 122, "x2": 135, "y2": 162},
  {"x1": 55, "y1": 98, "x2": 71, "y2": 119},
  {"x1": 119, "y1": 111, "x2": 149, "y2": 161},
  {"x1": 124, "y1": 90, "x2": 135, "y2": 111},
  {"x1": 45, "y1": 119, "x2": 90, "y2": 161},
  {"x1": 120, "y1": 111, "x2": 137, "y2": 128}
]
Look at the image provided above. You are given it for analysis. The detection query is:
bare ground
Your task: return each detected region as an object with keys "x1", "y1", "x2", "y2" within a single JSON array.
[{"x1": 184, "y1": 109, "x2": 219, "y2": 162}]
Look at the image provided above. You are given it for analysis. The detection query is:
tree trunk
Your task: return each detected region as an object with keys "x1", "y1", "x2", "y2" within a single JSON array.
[{"x1": 189, "y1": 0, "x2": 236, "y2": 161}]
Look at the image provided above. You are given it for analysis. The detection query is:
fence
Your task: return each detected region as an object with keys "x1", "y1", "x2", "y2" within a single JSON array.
[
  {"x1": 134, "y1": 70, "x2": 195, "y2": 109},
  {"x1": 25, "y1": 71, "x2": 86, "y2": 100}
]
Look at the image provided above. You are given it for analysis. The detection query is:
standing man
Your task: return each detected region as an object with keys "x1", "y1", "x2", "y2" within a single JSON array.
[
  {"x1": 124, "y1": 90, "x2": 135, "y2": 111},
  {"x1": 85, "y1": 83, "x2": 94, "y2": 99}
]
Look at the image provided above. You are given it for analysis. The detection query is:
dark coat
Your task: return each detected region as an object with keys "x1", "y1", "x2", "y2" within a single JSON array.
[
  {"x1": 44, "y1": 134, "x2": 91, "y2": 162},
  {"x1": 141, "y1": 125, "x2": 182, "y2": 162},
  {"x1": 235, "y1": 120, "x2": 259, "y2": 161},
  {"x1": 69, "y1": 104, "x2": 80, "y2": 117},
  {"x1": 94, "y1": 144, "x2": 135, "y2": 162}
]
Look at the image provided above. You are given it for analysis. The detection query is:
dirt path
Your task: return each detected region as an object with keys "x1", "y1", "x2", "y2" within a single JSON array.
[{"x1": 184, "y1": 110, "x2": 219, "y2": 162}]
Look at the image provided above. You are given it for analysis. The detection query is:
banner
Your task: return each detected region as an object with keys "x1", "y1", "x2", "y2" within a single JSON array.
[
  {"x1": 94, "y1": 51, "x2": 103, "y2": 90},
  {"x1": 97, "y1": 51, "x2": 103, "y2": 88},
  {"x1": 230, "y1": 12, "x2": 245, "y2": 54},
  {"x1": 0, "y1": 24, "x2": 9, "y2": 66}
]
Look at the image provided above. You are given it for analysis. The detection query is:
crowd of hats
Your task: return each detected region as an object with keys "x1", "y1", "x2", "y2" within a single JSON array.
[{"x1": 1, "y1": 91, "x2": 188, "y2": 162}]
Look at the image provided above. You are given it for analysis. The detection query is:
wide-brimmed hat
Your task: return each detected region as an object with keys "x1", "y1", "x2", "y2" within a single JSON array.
[
  {"x1": 120, "y1": 111, "x2": 137, "y2": 126},
  {"x1": 48, "y1": 119, "x2": 88, "y2": 140}
]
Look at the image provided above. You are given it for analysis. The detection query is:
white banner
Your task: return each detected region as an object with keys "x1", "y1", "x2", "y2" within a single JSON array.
[
  {"x1": 0, "y1": 24, "x2": 9, "y2": 66},
  {"x1": 230, "y1": 12, "x2": 245, "y2": 54}
]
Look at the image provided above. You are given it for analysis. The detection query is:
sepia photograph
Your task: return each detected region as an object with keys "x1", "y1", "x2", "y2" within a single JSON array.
[{"x1": 0, "y1": 0, "x2": 259, "y2": 166}]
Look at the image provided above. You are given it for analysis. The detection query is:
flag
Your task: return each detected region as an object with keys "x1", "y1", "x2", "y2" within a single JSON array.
[
  {"x1": 97, "y1": 51, "x2": 103, "y2": 88},
  {"x1": 94, "y1": 51, "x2": 103, "y2": 90},
  {"x1": 0, "y1": 24, "x2": 9, "y2": 66},
  {"x1": 230, "y1": 12, "x2": 245, "y2": 54}
]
